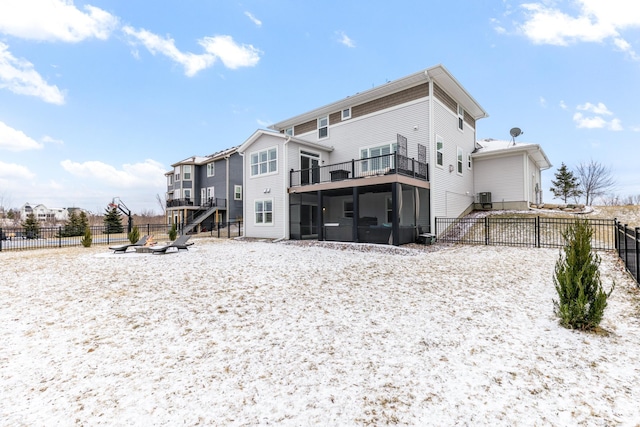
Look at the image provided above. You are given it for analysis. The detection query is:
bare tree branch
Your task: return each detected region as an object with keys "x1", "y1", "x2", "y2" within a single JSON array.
[{"x1": 575, "y1": 160, "x2": 616, "y2": 205}]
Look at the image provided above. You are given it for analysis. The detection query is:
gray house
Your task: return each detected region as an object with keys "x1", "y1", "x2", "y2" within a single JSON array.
[{"x1": 165, "y1": 146, "x2": 243, "y2": 232}]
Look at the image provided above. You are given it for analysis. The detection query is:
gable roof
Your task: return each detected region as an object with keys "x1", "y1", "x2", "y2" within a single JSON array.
[
  {"x1": 269, "y1": 64, "x2": 488, "y2": 131},
  {"x1": 473, "y1": 138, "x2": 552, "y2": 170},
  {"x1": 237, "y1": 129, "x2": 334, "y2": 154}
]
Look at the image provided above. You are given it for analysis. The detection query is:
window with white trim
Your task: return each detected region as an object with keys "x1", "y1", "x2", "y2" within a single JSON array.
[
  {"x1": 184, "y1": 189, "x2": 192, "y2": 200},
  {"x1": 183, "y1": 165, "x2": 192, "y2": 180},
  {"x1": 341, "y1": 108, "x2": 351, "y2": 120},
  {"x1": 167, "y1": 174, "x2": 173, "y2": 185},
  {"x1": 436, "y1": 137, "x2": 444, "y2": 167},
  {"x1": 206, "y1": 162, "x2": 215, "y2": 177},
  {"x1": 174, "y1": 166, "x2": 180, "y2": 181},
  {"x1": 458, "y1": 105, "x2": 464, "y2": 131},
  {"x1": 255, "y1": 199, "x2": 273, "y2": 225},
  {"x1": 457, "y1": 147, "x2": 463, "y2": 174},
  {"x1": 234, "y1": 185, "x2": 242, "y2": 200},
  {"x1": 467, "y1": 153, "x2": 472, "y2": 170},
  {"x1": 318, "y1": 116, "x2": 328, "y2": 139},
  {"x1": 250, "y1": 147, "x2": 277, "y2": 176},
  {"x1": 284, "y1": 127, "x2": 293, "y2": 136},
  {"x1": 360, "y1": 143, "x2": 397, "y2": 172}
]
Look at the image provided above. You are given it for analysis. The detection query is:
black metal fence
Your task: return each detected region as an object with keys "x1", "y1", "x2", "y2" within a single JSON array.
[
  {"x1": 616, "y1": 222, "x2": 639, "y2": 284},
  {"x1": 181, "y1": 220, "x2": 243, "y2": 239},
  {"x1": 435, "y1": 216, "x2": 617, "y2": 251},
  {"x1": 0, "y1": 220, "x2": 243, "y2": 252}
]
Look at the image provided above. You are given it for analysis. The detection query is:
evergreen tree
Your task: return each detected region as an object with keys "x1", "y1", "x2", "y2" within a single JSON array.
[
  {"x1": 128, "y1": 225, "x2": 140, "y2": 244},
  {"x1": 553, "y1": 219, "x2": 614, "y2": 330},
  {"x1": 58, "y1": 210, "x2": 85, "y2": 237},
  {"x1": 80, "y1": 227, "x2": 92, "y2": 247},
  {"x1": 550, "y1": 162, "x2": 581, "y2": 203},
  {"x1": 21, "y1": 213, "x2": 40, "y2": 238},
  {"x1": 103, "y1": 206, "x2": 124, "y2": 234}
]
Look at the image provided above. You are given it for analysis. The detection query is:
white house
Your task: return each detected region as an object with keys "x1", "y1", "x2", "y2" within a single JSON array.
[
  {"x1": 19, "y1": 203, "x2": 87, "y2": 223},
  {"x1": 237, "y1": 64, "x2": 550, "y2": 245}
]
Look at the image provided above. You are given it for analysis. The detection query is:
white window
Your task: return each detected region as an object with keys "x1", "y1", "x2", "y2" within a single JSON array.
[
  {"x1": 207, "y1": 162, "x2": 215, "y2": 177},
  {"x1": 250, "y1": 147, "x2": 277, "y2": 176},
  {"x1": 184, "y1": 189, "x2": 192, "y2": 200},
  {"x1": 284, "y1": 127, "x2": 293, "y2": 136},
  {"x1": 318, "y1": 116, "x2": 328, "y2": 139},
  {"x1": 234, "y1": 185, "x2": 243, "y2": 201},
  {"x1": 360, "y1": 143, "x2": 397, "y2": 172},
  {"x1": 167, "y1": 175, "x2": 173, "y2": 185},
  {"x1": 174, "y1": 189, "x2": 181, "y2": 199},
  {"x1": 457, "y1": 147, "x2": 463, "y2": 175},
  {"x1": 436, "y1": 137, "x2": 444, "y2": 167},
  {"x1": 183, "y1": 165, "x2": 192, "y2": 180},
  {"x1": 341, "y1": 108, "x2": 351, "y2": 120},
  {"x1": 201, "y1": 187, "x2": 214, "y2": 204},
  {"x1": 255, "y1": 199, "x2": 273, "y2": 225},
  {"x1": 458, "y1": 105, "x2": 464, "y2": 131},
  {"x1": 174, "y1": 166, "x2": 180, "y2": 181},
  {"x1": 467, "y1": 153, "x2": 472, "y2": 170}
]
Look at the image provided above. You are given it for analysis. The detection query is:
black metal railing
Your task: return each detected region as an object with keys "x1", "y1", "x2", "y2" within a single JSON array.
[
  {"x1": 290, "y1": 152, "x2": 429, "y2": 187},
  {"x1": 166, "y1": 197, "x2": 227, "y2": 209},
  {"x1": 435, "y1": 216, "x2": 617, "y2": 251},
  {"x1": 616, "y1": 222, "x2": 639, "y2": 285},
  {"x1": 179, "y1": 220, "x2": 243, "y2": 239},
  {"x1": 0, "y1": 221, "x2": 242, "y2": 252}
]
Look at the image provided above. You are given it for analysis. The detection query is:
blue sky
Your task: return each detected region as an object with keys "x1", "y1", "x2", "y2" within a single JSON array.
[{"x1": 1, "y1": 0, "x2": 639, "y2": 214}]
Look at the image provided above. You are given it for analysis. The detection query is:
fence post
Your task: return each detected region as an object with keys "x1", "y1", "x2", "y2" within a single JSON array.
[
  {"x1": 58, "y1": 226, "x2": 62, "y2": 248},
  {"x1": 536, "y1": 216, "x2": 540, "y2": 248},
  {"x1": 623, "y1": 224, "x2": 629, "y2": 268},
  {"x1": 0, "y1": 227, "x2": 3, "y2": 251},
  {"x1": 227, "y1": 221, "x2": 231, "y2": 238},
  {"x1": 614, "y1": 219, "x2": 618, "y2": 253},
  {"x1": 484, "y1": 216, "x2": 489, "y2": 245},
  {"x1": 635, "y1": 227, "x2": 640, "y2": 286}
]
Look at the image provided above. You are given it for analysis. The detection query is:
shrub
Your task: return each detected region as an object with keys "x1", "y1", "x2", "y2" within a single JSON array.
[
  {"x1": 553, "y1": 219, "x2": 614, "y2": 330},
  {"x1": 168, "y1": 223, "x2": 177, "y2": 241},
  {"x1": 80, "y1": 227, "x2": 92, "y2": 248},
  {"x1": 128, "y1": 225, "x2": 140, "y2": 244}
]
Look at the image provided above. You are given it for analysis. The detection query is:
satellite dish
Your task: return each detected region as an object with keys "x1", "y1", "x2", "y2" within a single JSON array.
[{"x1": 509, "y1": 127, "x2": 522, "y2": 138}]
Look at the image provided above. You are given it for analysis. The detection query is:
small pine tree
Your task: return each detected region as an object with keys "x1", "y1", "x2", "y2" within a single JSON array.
[
  {"x1": 128, "y1": 225, "x2": 140, "y2": 244},
  {"x1": 553, "y1": 219, "x2": 614, "y2": 330},
  {"x1": 59, "y1": 210, "x2": 85, "y2": 237},
  {"x1": 550, "y1": 163, "x2": 582, "y2": 203},
  {"x1": 168, "y1": 223, "x2": 177, "y2": 241},
  {"x1": 80, "y1": 227, "x2": 92, "y2": 247},
  {"x1": 21, "y1": 213, "x2": 40, "y2": 238},
  {"x1": 103, "y1": 206, "x2": 124, "y2": 234}
]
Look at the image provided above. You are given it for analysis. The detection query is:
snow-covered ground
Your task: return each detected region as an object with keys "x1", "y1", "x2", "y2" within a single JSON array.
[{"x1": 1, "y1": 239, "x2": 639, "y2": 426}]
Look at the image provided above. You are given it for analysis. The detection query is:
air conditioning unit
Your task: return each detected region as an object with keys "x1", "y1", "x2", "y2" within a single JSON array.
[{"x1": 478, "y1": 192, "x2": 492, "y2": 204}]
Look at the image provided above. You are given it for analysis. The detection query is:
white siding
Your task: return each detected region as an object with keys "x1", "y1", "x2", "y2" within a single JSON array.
[
  {"x1": 243, "y1": 134, "x2": 287, "y2": 239},
  {"x1": 430, "y1": 100, "x2": 476, "y2": 220},
  {"x1": 294, "y1": 99, "x2": 430, "y2": 165},
  {"x1": 473, "y1": 154, "x2": 526, "y2": 205}
]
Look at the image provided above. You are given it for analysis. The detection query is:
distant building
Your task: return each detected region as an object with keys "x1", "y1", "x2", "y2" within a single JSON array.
[{"x1": 20, "y1": 203, "x2": 88, "y2": 223}]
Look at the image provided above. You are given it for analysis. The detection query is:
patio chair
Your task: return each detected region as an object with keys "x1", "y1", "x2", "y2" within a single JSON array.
[
  {"x1": 109, "y1": 235, "x2": 149, "y2": 253},
  {"x1": 150, "y1": 235, "x2": 193, "y2": 254}
]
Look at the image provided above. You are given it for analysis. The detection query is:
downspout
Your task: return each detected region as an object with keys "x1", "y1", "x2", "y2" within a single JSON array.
[
  {"x1": 281, "y1": 136, "x2": 291, "y2": 241},
  {"x1": 225, "y1": 154, "x2": 230, "y2": 222},
  {"x1": 425, "y1": 69, "x2": 436, "y2": 234},
  {"x1": 239, "y1": 152, "x2": 245, "y2": 237}
]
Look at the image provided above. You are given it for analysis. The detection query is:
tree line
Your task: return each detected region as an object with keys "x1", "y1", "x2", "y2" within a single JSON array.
[{"x1": 550, "y1": 159, "x2": 637, "y2": 206}]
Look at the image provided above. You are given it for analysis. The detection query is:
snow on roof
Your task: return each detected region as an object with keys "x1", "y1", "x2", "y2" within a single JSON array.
[{"x1": 474, "y1": 138, "x2": 552, "y2": 170}]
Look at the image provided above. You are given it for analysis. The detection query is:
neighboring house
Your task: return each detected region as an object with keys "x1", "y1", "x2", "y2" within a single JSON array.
[
  {"x1": 20, "y1": 203, "x2": 74, "y2": 223},
  {"x1": 472, "y1": 138, "x2": 551, "y2": 210},
  {"x1": 237, "y1": 64, "x2": 501, "y2": 245},
  {"x1": 165, "y1": 146, "x2": 243, "y2": 232}
]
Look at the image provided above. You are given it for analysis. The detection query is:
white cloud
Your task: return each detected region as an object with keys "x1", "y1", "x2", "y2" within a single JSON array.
[
  {"x1": 42, "y1": 135, "x2": 64, "y2": 145},
  {"x1": 559, "y1": 100, "x2": 568, "y2": 110},
  {"x1": 0, "y1": 42, "x2": 65, "y2": 104},
  {"x1": 336, "y1": 31, "x2": 356, "y2": 48},
  {"x1": 60, "y1": 158, "x2": 167, "y2": 189},
  {"x1": 199, "y1": 35, "x2": 261, "y2": 69},
  {"x1": 124, "y1": 27, "x2": 261, "y2": 75},
  {"x1": 0, "y1": 161, "x2": 35, "y2": 179},
  {"x1": 0, "y1": 0, "x2": 118, "y2": 42},
  {"x1": 0, "y1": 121, "x2": 44, "y2": 151},
  {"x1": 539, "y1": 96, "x2": 547, "y2": 107},
  {"x1": 123, "y1": 26, "x2": 215, "y2": 77},
  {"x1": 244, "y1": 12, "x2": 262, "y2": 27},
  {"x1": 573, "y1": 112, "x2": 623, "y2": 131},
  {"x1": 515, "y1": 1, "x2": 640, "y2": 59},
  {"x1": 576, "y1": 102, "x2": 613, "y2": 115}
]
